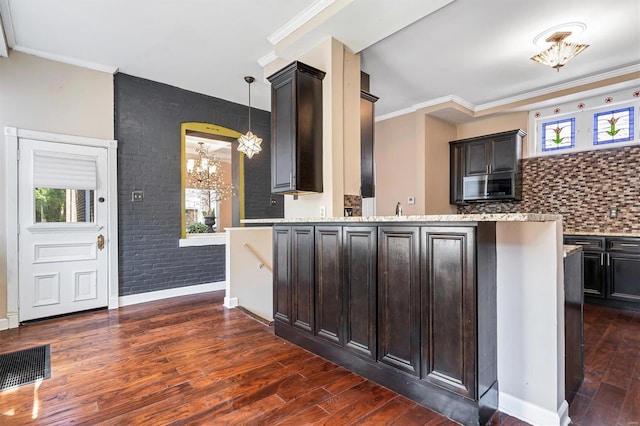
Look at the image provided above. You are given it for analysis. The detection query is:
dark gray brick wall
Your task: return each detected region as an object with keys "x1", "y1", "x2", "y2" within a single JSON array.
[{"x1": 115, "y1": 73, "x2": 282, "y2": 296}]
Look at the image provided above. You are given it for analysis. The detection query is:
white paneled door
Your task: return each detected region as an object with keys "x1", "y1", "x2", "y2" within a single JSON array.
[{"x1": 18, "y1": 138, "x2": 109, "y2": 321}]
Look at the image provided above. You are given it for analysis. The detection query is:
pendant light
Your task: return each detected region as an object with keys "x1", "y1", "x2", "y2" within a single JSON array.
[{"x1": 237, "y1": 76, "x2": 263, "y2": 159}]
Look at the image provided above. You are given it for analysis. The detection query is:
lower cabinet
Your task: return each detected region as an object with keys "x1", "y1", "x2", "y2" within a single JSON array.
[
  {"x1": 564, "y1": 235, "x2": 640, "y2": 310},
  {"x1": 291, "y1": 226, "x2": 314, "y2": 332},
  {"x1": 273, "y1": 223, "x2": 498, "y2": 426},
  {"x1": 421, "y1": 227, "x2": 476, "y2": 399},
  {"x1": 315, "y1": 226, "x2": 343, "y2": 344},
  {"x1": 377, "y1": 226, "x2": 420, "y2": 376},
  {"x1": 344, "y1": 226, "x2": 377, "y2": 359}
]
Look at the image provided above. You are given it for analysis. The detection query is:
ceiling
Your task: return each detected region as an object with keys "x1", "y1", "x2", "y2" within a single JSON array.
[{"x1": 1, "y1": 0, "x2": 639, "y2": 120}]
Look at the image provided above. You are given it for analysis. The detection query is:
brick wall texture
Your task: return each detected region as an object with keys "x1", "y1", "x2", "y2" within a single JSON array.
[
  {"x1": 115, "y1": 74, "x2": 282, "y2": 296},
  {"x1": 457, "y1": 145, "x2": 640, "y2": 234}
]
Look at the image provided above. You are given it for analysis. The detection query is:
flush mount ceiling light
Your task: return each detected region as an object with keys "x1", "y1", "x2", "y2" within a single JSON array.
[
  {"x1": 531, "y1": 31, "x2": 589, "y2": 72},
  {"x1": 237, "y1": 76, "x2": 263, "y2": 159}
]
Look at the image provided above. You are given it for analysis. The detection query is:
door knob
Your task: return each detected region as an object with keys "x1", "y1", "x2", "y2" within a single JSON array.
[{"x1": 97, "y1": 234, "x2": 105, "y2": 251}]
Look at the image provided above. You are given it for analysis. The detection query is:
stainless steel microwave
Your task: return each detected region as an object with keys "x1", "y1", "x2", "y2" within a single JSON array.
[{"x1": 462, "y1": 172, "x2": 517, "y2": 202}]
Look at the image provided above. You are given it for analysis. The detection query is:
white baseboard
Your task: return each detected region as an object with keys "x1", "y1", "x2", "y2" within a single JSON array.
[
  {"x1": 499, "y1": 392, "x2": 569, "y2": 426},
  {"x1": 118, "y1": 282, "x2": 225, "y2": 307},
  {"x1": 223, "y1": 297, "x2": 238, "y2": 308},
  {"x1": 0, "y1": 318, "x2": 8, "y2": 330}
]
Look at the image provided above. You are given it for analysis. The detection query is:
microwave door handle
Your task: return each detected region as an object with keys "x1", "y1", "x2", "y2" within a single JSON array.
[{"x1": 484, "y1": 177, "x2": 489, "y2": 197}]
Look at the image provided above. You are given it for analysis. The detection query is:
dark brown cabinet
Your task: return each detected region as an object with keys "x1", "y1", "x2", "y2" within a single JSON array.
[
  {"x1": 563, "y1": 248, "x2": 584, "y2": 403},
  {"x1": 273, "y1": 226, "x2": 316, "y2": 328},
  {"x1": 377, "y1": 226, "x2": 420, "y2": 376},
  {"x1": 421, "y1": 227, "x2": 476, "y2": 398},
  {"x1": 360, "y1": 92, "x2": 378, "y2": 198},
  {"x1": 273, "y1": 221, "x2": 498, "y2": 426},
  {"x1": 273, "y1": 226, "x2": 291, "y2": 324},
  {"x1": 315, "y1": 226, "x2": 343, "y2": 345},
  {"x1": 268, "y1": 61, "x2": 325, "y2": 194},
  {"x1": 464, "y1": 131, "x2": 523, "y2": 176},
  {"x1": 291, "y1": 226, "x2": 315, "y2": 332},
  {"x1": 344, "y1": 226, "x2": 377, "y2": 359},
  {"x1": 564, "y1": 235, "x2": 640, "y2": 310},
  {"x1": 449, "y1": 129, "x2": 525, "y2": 204}
]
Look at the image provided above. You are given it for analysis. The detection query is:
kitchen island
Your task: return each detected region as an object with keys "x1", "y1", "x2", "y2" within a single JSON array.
[{"x1": 242, "y1": 214, "x2": 568, "y2": 426}]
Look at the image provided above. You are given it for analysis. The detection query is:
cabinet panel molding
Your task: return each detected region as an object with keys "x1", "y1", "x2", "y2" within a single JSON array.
[
  {"x1": 315, "y1": 226, "x2": 343, "y2": 344},
  {"x1": 377, "y1": 226, "x2": 421, "y2": 376}
]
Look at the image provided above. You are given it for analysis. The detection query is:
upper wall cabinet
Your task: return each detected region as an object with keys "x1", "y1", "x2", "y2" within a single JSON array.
[
  {"x1": 450, "y1": 129, "x2": 526, "y2": 204},
  {"x1": 464, "y1": 130, "x2": 525, "y2": 176},
  {"x1": 268, "y1": 61, "x2": 326, "y2": 195},
  {"x1": 360, "y1": 72, "x2": 379, "y2": 199}
]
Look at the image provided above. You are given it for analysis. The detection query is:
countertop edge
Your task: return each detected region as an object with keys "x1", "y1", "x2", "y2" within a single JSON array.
[{"x1": 242, "y1": 213, "x2": 562, "y2": 224}]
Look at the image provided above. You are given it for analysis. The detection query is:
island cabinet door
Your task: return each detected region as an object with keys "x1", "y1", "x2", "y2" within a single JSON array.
[
  {"x1": 343, "y1": 226, "x2": 377, "y2": 359},
  {"x1": 420, "y1": 227, "x2": 476, "y2": 399},
  {"x1": 377, "y1": 226, "x2": 421, "y2": 377},
  {"x1": 291, "y1": 226, "x2": 315, "y2": 333},
  {"x1": 273, "y1": 226, "x2": 292, "y2": 324},
  {"x1": 315, "y1": 226, "x2": 343, "y2": 345}
]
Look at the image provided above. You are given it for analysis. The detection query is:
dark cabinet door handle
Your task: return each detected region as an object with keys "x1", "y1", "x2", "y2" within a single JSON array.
[{"x1": 600, "y1": 253, "x2": 604, "y2": 266}]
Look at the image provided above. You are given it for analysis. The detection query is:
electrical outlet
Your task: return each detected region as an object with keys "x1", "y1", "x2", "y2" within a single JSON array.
[
  {"x1": 320, "y1": 206, "x2": 326, "y2": 218},
  {"x1": 407, "y1": 196, "x2": 415, "y2": 205},
  {"x1": 609, "y1": 207, "x2": 618, "y2": 218},
  {"x1": 132, "y1": 190, "x2": 143, "y2": 202}
]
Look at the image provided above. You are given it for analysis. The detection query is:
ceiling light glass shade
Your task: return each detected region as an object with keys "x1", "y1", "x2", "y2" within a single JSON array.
[
  {"x1": 531, "y1": 41, "x2": 589, "y2": 71},
  {"x1": 237, "y1": 130, "x2": 263, "y2": 159},
  {"x1": 237, "y1": 75, "x2": 262, "y2": 158}
]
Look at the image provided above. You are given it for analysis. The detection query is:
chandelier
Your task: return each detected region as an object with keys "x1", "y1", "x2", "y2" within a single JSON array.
[
  {"x1": 531, "y1": 31, "x2": 589, "y2": 72},
  {"x1": 237, "y1": 76, "x2": 263, "y2": 159},
  {"x1": 186, "y1": 141, "x2": 234, "y2": 202}
]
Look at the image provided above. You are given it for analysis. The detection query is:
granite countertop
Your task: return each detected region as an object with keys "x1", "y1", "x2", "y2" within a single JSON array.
[
  {"x1": 242, "y1": 213, "x2": 562, "y2": 224},
  {"x1": 563, "y1": 245, "x2": 583, "y2": 258},
  {"x1": 565, "y1": 231, "x2": 640, "y2": 237}
]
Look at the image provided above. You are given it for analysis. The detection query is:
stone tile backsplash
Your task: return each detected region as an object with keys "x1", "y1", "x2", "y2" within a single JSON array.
[
  {"x1": 457, "y1": 145, "x2": 640, "y2": 234},
  {"x1": 344, "y1": 194, "x2": 362, "y2": 217}
]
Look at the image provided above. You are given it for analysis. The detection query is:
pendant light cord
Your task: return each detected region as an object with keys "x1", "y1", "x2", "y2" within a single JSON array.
[{"x1": 245, "y1": 76, "x2": 255, "y2": 133}]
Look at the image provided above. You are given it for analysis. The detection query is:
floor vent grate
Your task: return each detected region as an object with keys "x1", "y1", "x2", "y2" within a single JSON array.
[{"x1": 0, "y1": 344, "x2": 51, "y2": 391}]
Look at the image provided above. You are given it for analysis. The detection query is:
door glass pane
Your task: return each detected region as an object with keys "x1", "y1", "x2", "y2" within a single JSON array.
[{"x1": 35, "y1": 188, "x2": 95, "y2": 223}]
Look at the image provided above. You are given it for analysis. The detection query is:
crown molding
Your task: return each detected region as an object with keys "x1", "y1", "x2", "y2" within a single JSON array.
[
  {"x1": 0, "y1": 0, "x2": 15, "y2": 48},
  {"x1": 267, "y1": 0, "x2": 336, "y2": 45},
  {"x1": 412, "y1": 94, "x2": 476, "y2": 112},
  {"x1": 475, "y1": 64, "x2": 640, "y2": 111},
  {"x1": 12, "y1": 45, "x2": 118, "y2": 74},
  {"x1": 257, "y1": 50, "x2": 278, "y2": 68},
  {"x1": 376, "y1": 64, "x2": 640, "y2": 122},
  {"x1": 375, "y1": 107, "x2": 417, "y2": 123}
]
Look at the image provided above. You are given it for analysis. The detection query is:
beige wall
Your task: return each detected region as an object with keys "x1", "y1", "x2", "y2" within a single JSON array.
[
  {"x1": 0, "y1": 51, "x2": 114, "y2": 321},
  {"x1": 375, "y1": 113, "x2": 418, "y2": 216},
  {"x1": 284, "y1": 37, "x2": 360, "y2": 218},
  {"x1": 342, "y1": 50, "x2": 361, "y2": 197},
  {"x1": 374, "y1": 110, "x2": 529, "y2": 216},
  {"x1": 424, "y1": 115, "x2": 457, "y2": 214}
]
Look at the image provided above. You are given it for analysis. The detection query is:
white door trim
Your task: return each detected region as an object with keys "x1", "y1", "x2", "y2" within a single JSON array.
[{"x1": 4, "y1": 127, "x2": 119, "y2": 328}]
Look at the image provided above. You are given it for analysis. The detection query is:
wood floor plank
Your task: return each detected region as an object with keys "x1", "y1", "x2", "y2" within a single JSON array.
[
  {"x1": 353, "y1": 396, "x2": 415, "y2": 424},
  {"x1": 0, "y1": 292, "x2": 636, "y2": 425},
  {"x1": 618, "y1": 377, "x2": 640, "y2": 425}
]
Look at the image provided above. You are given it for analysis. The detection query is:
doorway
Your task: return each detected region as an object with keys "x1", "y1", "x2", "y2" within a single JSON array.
[{"x1": 4, "y1": 128, "x2": 118, "y2": 325}]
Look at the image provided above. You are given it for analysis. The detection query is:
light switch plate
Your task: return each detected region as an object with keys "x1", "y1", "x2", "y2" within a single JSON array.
[{"x1": 407, "y1": 196, "x2": 415, "y2": 205}]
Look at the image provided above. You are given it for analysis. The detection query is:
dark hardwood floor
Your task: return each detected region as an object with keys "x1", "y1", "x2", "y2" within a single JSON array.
[{"x1": 0, "y1": 291, "x2": 638, "y2": 425}]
